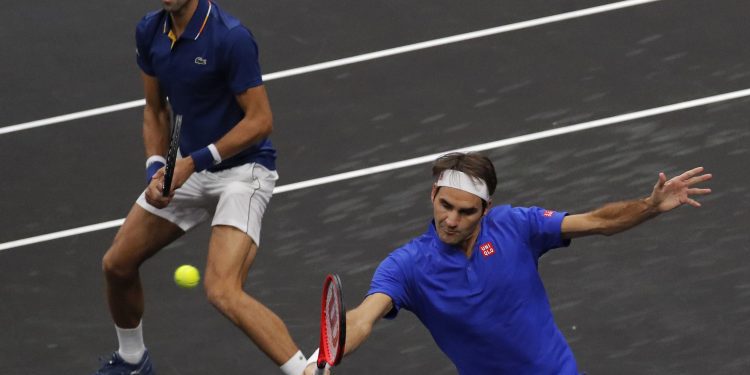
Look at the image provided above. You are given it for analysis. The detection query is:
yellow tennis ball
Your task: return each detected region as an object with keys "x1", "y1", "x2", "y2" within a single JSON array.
[{"x1": 174, "y1": 265, "x2": 200, "y2": 288}]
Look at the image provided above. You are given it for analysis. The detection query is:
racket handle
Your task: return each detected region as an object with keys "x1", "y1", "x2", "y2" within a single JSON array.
[{"x1": 314, "y1": 366, "x2": 325, "y2": 375}]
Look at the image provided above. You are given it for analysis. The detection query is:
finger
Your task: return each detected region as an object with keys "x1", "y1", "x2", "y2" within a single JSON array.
[
  {"x1": 687, "y1": 188, "x2": 712, "y2": 195},
  {"x1": 154, "y1": 167, "x2": 166, "y2": 178},
  {"x1": 677, "y1": 166, "x2": 704, "y2": 181},
  {"x1": 686, "y1": 198, "x2": 701, "y2": 208},
  {"x1": 686, "y1": 173, "x2": 712, "y2": 186},
  {"x1": 656, "y1": 172, "x2": 667, "y2": 189}
]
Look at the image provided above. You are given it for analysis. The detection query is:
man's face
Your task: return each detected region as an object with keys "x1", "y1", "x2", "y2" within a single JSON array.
[
  {"x1": 431, "y1": 186, "x2": 487, "y2": 246},
  {"x1": 161, "y1": 0, "x2": 192, "y2": 13}
]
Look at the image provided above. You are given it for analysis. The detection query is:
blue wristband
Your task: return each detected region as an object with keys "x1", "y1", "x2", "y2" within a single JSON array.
[
  {"x1": 146, "y1": 161, "x2": 165, "y2": 185},
  {"x1": 190, "y1": 147, "x2": 215, "y2": 172}
]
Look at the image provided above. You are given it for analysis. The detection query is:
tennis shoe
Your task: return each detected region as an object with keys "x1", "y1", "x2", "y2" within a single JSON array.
[{"x1": 93, "y1": 350, "x2": 154, "y2": 375}]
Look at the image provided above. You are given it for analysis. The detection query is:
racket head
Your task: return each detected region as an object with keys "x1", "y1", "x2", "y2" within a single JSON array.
[
  {"x1": 317, "y1": 273, "x2": 346, "y2": 368},
  {"x1": 162, "y1": 114, "x2": 182, "y2": 197}
]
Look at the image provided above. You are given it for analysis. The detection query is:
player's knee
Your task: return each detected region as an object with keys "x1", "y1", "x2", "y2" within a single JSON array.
[
  {"x1": 101, "y1": 248, "x2": 137, "y2": 282},
  {"x1": 205, "y1": 281, "x2": 236, "y2": 312}
]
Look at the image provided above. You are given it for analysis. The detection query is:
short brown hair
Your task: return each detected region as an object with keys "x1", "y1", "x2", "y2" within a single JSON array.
[{"x1": 432, "y1": 152, "x2": 497, "y2": 198}]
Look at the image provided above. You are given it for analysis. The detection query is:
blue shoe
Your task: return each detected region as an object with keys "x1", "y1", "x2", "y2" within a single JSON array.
[{"x1": 93, "y1": 350, "x2": 155, "y2": 375}]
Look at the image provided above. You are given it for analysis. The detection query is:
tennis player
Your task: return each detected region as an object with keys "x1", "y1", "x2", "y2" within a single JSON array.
[
  {"x1": 93, "y1": 0, "x2": 307, "y2": 374},
  {"x1": 305, "y1": 152, "x2": 712, "y2": 374}
]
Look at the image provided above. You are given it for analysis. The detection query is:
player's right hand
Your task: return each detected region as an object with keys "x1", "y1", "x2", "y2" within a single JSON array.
[
  {"x1": 302, "y1": 363, "x2": 330, "y2": 375},
  {"x1": 144, "y1": 167, "x2": 174, "y2": 208}
]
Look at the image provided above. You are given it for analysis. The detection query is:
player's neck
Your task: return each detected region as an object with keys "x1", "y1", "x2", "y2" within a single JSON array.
[
  {"x1": 169, "y1": 0, "x2": 199, "y2": 38},
  {"x1": 458, "y1": 228, "x2": 480, "y2": 258}
]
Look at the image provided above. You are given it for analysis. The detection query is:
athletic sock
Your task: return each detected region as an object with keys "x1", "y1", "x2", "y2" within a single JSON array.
[
  {"x1": 115, "y1": 321, "x2": 146, "y2": 365},
  {"x1": 279, "y1": 350, "x2": 307, "y2": 375}
]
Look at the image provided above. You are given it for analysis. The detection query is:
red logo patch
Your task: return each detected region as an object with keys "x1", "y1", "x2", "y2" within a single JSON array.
[
  {"x1": 543, "y1": 210, "x2": 554, "y2": 218},
  {"x1": 480, "y1": 242, "x2": 496, "y2": 257}
]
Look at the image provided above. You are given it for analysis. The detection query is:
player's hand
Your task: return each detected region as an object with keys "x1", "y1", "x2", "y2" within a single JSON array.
[
  {"x1": 144, "y1": 167, "x2": 173, "y2": 208},
  {"x1": 168, "y1": 157, "x2": 196, "y2": 192},
  {"x1": 648, "y1": 167, "x2": 712, "y2": 212},
  {"x1": 302, "y1": 363, "x2": 330, "y2": 375}
]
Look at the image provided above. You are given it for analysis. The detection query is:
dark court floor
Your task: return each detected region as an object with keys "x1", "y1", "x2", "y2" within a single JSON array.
[{"x1": 1, "y1": 1, "x2": 749, "y2": 374}]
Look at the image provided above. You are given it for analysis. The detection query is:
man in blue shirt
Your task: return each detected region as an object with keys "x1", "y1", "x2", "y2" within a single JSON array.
[
  {"x1": 94, "y1": 1, "x2": 307, "y2": 374},
  {"x1": 304, "y1": 152, "x2": 712, "y2": 374}
]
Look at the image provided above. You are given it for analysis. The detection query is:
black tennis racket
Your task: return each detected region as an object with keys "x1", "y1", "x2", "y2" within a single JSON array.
[
  {"x1": 162, "y1": 113, "x2": 182, "y2": 197},
  {"x1": 315, "y1": 274, "x2": 346, "y2": 375}
]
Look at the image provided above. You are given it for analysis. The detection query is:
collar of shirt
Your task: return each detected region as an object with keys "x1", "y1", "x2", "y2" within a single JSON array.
[
  {"x1": 426, "y1": 219, "x2": 486, "y2": 259},
  {"x1": 162, "y1": 0, "x2": 213, "y2": 46}
]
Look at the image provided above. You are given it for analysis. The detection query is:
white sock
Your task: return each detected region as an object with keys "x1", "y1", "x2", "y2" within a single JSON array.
[
  {"x1": 116, "y1": 321, "x2": 146, "y2": 364},
  {"x1": 279, "y1": 350, "x2": 307, "y2": 375}
]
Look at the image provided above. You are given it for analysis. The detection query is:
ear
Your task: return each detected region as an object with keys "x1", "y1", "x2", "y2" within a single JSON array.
[
  {"x1": 483, "y1": 199, "x2": 492, "y2": 216},
  {"x1": 430, "y1": 184, "x2": 438, "y2": 202}
]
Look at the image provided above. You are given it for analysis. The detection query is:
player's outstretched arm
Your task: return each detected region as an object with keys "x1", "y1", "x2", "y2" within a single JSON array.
[
  {"x1": 343, "y1": 293, "x2": 393, "y2": 355},
  {"x1": 303, "y1": 293, "x2": 393, "y2": 375},
  {"x1": 561, "y1": 167, "x2": 712, "y2": 239}
]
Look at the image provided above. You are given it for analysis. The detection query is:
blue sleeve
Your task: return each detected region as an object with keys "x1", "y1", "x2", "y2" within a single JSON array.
[
  {"x1": 520, "y1": 206, "x2": 571, "y2": 258},
  {"x1": 367, "y1": 251, "x2": 411, "y2": 320},
  {"x1": 223, "y1": 27, "x2": 264, "y2": 93},
  {"x1": 135, "y1": 16, "x2": 156, "y2": 76}
]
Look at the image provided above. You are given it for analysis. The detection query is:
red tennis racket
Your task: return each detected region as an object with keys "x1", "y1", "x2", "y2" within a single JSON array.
[{"x1": 315, "y1": 274, "x2": 346, "y2": 374}]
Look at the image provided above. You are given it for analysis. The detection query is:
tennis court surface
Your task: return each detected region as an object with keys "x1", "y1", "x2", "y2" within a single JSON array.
[{"x1": 1, "y1": 0, "x2": 749, "y2": 374}]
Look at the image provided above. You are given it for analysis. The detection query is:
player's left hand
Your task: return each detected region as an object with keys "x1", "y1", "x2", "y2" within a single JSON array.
[
  {"x1": 167, "y1": 157, "x2": 196, "y2": 193},
  {"x1": 649, "y1": 166, "x2": 712, "y2": 212}
]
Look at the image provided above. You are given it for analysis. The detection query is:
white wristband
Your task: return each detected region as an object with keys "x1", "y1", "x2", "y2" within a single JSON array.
[
  {"x1": 207, "y1": 143, "x2": 222, "y2": 165},
  {"x1": 280, "y1": 350, "x2": 307, "y2": 375},
  {"x1": 306, "y1": 348, "x2": 319, "y2": 366},
  {"x1": 145, "y1": 155, "x2": 167, "y2": 168}
]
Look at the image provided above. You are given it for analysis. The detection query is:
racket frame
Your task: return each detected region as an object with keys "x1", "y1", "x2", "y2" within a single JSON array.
[
  {"x1": 162, "y1": 113, "x2": 182, "y2": 197},
  {"x1": 316, "y1": 273, "x2": 346, "y2": 373}
]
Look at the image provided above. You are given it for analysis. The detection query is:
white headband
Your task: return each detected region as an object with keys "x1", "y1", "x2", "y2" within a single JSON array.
[{"x1": 435, "y1": 169, "x2": 490, "y2": 202}]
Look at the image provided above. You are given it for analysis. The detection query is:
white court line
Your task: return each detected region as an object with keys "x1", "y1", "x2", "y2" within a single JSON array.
[
  {"x1": 0, "y1": 0, "x2": 664, "y2": 135},
  {"x1": 2, "y1": 87, "x2": 749, "y2": 252}
]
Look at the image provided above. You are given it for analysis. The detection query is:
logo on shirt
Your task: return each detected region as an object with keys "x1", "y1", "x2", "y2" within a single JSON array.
[
  {"x1": 194, "y1": 57, "x2": 208, "y2": 65},
  {"x1": 543, "y1": 210, "x2": 555, "y2": 218},
  {"x1": 480, "y1": 242, "x2": 496, "y2": 257}
]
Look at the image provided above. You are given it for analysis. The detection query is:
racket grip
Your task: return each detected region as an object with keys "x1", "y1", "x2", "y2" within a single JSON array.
[{"x1": 314, "y1": 367, "x2": 325, "y2": 375}]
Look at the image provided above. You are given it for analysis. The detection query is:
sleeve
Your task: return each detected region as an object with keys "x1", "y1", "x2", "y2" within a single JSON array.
[
  {"x1": 223, "y1": 27, "x2": 264, "y2": 94},
  {"x1": 135, "y1": 17, "x2": 156, "y2": 76},
  {"x1": 366, "y1": 251, "x2": 412, "y2": 320},
  {"x1": 520, "y1": 206, "x2": 571, "y2": 258}
]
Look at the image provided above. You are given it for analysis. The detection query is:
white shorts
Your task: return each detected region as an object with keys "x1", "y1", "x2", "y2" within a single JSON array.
[{"x1": 136, "y1": 163, "x2": 278, "y2": 246}]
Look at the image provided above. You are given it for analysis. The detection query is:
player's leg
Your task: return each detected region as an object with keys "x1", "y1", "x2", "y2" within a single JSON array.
[
  {"x1": 203, "y1": 163, "x2": 306, "y2": 374},
  {"x1": 203, "y1": 225, "x2": 301, "y2": 364},
  {"x1": 102, "y1": 203, "x2": 184, "y2": 328},
  {"x1": 96, "y1": 175, "x2": 207, "y2": 374},
  {"x1": 96, "y1": 203, "x2": 184, "y2": 374}
]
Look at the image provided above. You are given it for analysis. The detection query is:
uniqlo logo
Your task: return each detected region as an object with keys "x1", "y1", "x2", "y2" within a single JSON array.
[
  {"x1": 480, "y1": 242, "x2": 496, "y2": 257},
  {"x1": 543, "y1": 210, "x2": 554, "y2": 218}
]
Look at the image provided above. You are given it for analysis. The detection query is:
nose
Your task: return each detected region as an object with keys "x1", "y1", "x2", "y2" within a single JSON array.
[{"x1": 444, "y1": 211, "x2": 459, "y2": 228}]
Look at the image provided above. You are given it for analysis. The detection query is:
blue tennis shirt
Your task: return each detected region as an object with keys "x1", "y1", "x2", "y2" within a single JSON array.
[
  {"x1": 368, "y1": 205, "x2": 580, "y2": 374},
  {"x1": 135, "y1": 0, "x2": 276, "y2": 171}
]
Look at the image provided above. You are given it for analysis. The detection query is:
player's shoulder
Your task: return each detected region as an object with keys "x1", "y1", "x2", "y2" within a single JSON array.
[
  {"x1": 136, "y1": 9, "x2": 165, "y2": 38},
  {"x1": 485, "y1": 204, "x2": 515, "y2": 221},
  {"x1": 208, "y1": 4, "x2": 256, "y2": 45},
  {"x1": 209, "y1": 2, "x2": 246, "y2": 33},
  {"x1": 137, "y1": 9, "x2": 165, "y2": 30},
  {"x1": 486, "y1": 205, "x2": 545, "y2": 229},
  {"x1": 388, "y1": 233, "x2": 432, "y2": 262}
]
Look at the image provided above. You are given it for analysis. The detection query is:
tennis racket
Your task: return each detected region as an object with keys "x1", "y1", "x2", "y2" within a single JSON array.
[
  {"x1": 315, "y1": 274, "x2": 346, "y2": 375},
  {"x1": 162, "y1": 113, "x2": 182, "y2": 197}
]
